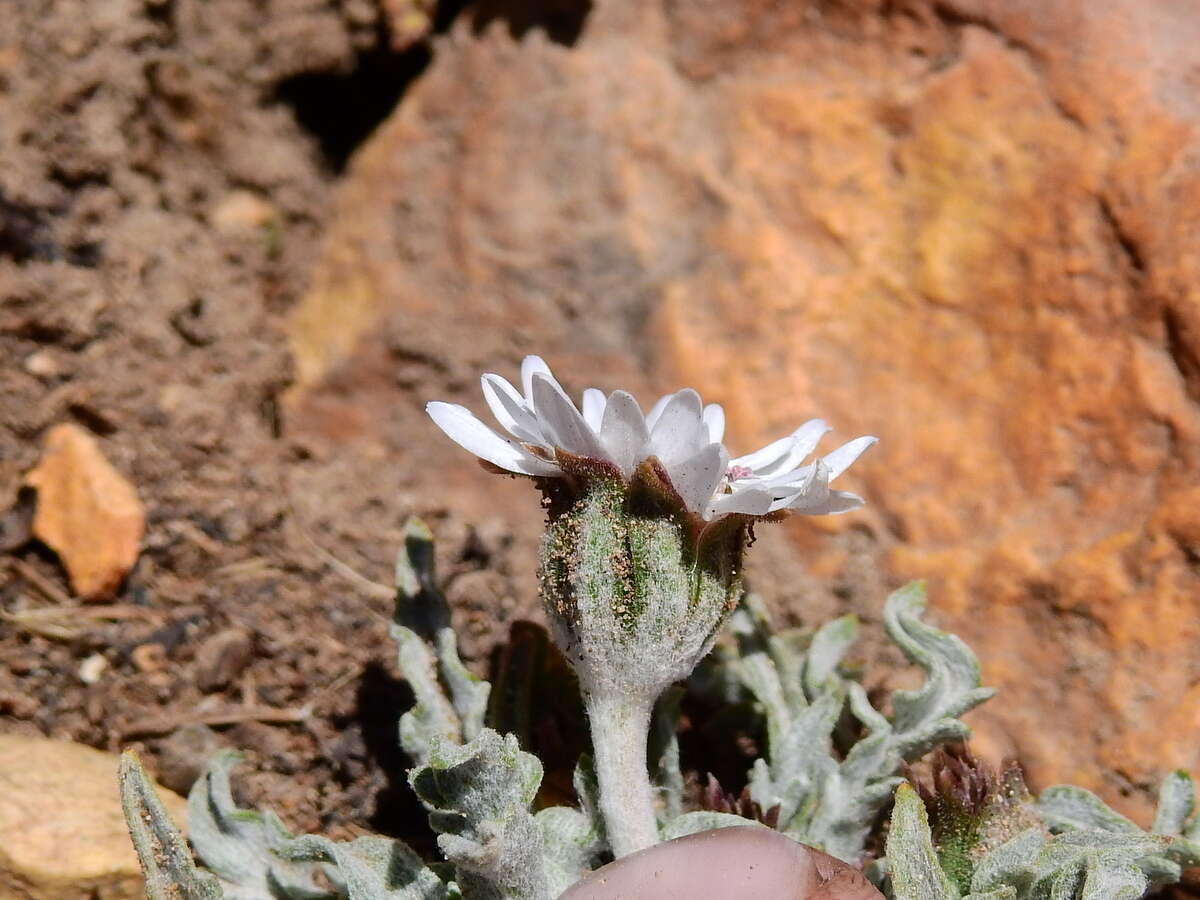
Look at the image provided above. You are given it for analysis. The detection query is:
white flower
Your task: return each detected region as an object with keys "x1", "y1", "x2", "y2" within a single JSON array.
[{"x1": 426, "y1": 355, "x2": 876, "y2": 522}]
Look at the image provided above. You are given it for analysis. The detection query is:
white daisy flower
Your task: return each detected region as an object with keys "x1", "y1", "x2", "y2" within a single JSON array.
[{"x1": 426, "y1": 355, "x2": 875, "y2": 522}]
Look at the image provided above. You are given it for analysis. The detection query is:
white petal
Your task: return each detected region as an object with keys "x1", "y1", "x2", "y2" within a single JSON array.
[
  {"x1": 788, "y1": 490, "x2": 865, "y2": 515},
  {"x1": 599, "y1": 390, "x2": 650, "y2": 478},
  {"x1": 708, "y1": 487, "x2": 775, "y2": 518},
  {"x1": 767, "y1": 461, "x2": 827, "y2": 511},
  {"x1": 582, "y1": 388, "x2": 607, "y2": 431},
  {"x1": 785, "y1": 419, "x2": 833, "y2": 466},
  {"x1": 531, "y1": 373, "x2": 607, "y2": 459},
  {"x1": 648, "y1": 389, "x2": 708, "y2": 468},
  {"x1": 521, "y1": 355, "x2": 552, "y2": 399},
  {"x1": 822, "y1": 435, "x2": 877, "y2": 480},
  {"x1": 644, "y1": 393, "x2": 673, "y2": 431},
  {"x1": 746, "y1": 419, "x2": 832, "y2": 478},
  {"x1": 669, "y1": 443, "x2": 729, "y2": 515},
  {"x1": 426, "y1": 402, "x2": 558, "y2": 476},
  {"x1": 481, "y1": 374, "x2": 543, "y2": 442},
  {"x1": 730, "y1": 433, "x2": 795, "y2": 473},
  {"x1": 703, "y1": 403, "x2": 726, "y2": 443},
  {"x1": 760, "y1": 463, "x2": 817, "y2": 493}
]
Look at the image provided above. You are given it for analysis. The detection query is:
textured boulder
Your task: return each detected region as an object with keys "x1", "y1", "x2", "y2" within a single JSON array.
[
  {"x1": 0, "y1": 735, "x2": 188, "y2": 899},
  {"x1": 286, "y1": 0, "x2": 1200, "y2": 818}
]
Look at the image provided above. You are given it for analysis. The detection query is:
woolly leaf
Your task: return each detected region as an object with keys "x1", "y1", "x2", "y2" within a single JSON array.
[
  {"x1": 803, "y1": 614, "x2": 857, "y2": 698},
  {"x1": 393, "y1": 518, "x2": 490, "y2": 763},
  {"x1": 187, "y1": 751, "x2": 333, "y2": 900},
  {"x1": 409, "y1": 729, "x2": 548, "y2": 900},
  {"x1": 1077, "y1": 858, "x2": 1147, "y2": 900},
  {"x1": 886, "y1": 784, "x2": 959, "y2": 900},
  {"x1": 1035, "y1": 786, "x2": 1140, "y2": 834},
  {"x1": 725, "y1": 584, "x2": 994, "y2": 861},
  {"x1": 119, "y1": 752, "x2": 225, "y2": 900},
  {"x1": 1039, "y1": 777, "x2": 1200, "y2": 883},
  {"x1": 884, "y1": 583, "x2": 996, "y2": 761},
  {"x1": 1029, "y1": 830, "x2": 1163, "y2": 899},
  {"x1": 968, "y1": 827, "x2": 1043, "y2": 895},
  {"x1": 534, "y1": 758, "x2": 604, "y2": 897},
  {"x1": 649, "y1": 685, "x2": 685, "y2": 824},
  {"x1": 1153, "y1": 770, "x2": 1195, "y2": 836},
  {"x1": 278, "y1": 835, "x2": 449, "y2": 900}
]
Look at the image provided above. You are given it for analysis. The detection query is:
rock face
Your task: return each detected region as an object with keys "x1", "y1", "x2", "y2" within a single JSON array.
[
  {"x1": 0, "y1": 735, "x2": 188, "y2": 899},
  {"x1": 286, "y1": 0, "x2": 1200, "y2": 818}
]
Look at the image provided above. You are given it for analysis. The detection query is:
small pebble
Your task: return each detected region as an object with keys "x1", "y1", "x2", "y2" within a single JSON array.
[
  {"x1": 194, "y1": 627, "x2": 254, "y2": 692},
  {"x1": 156, "y1": 723, "x2": 224, "y2": 794},
  {"x1": 78, "y1": 653, "x2": 108, "y2": 684},
  {"x1": 24, "y1": 350, "x2": 66, "y2": 379},
  {"x1": 211, "y1": 190, "x2": 276, "y2": 233},
  {"x1": 131, "y1": 642, "x2": 167, "y2": 673}
]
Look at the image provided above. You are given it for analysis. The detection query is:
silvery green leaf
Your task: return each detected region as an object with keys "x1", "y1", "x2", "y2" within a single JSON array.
[
  {"x1": 1153, "y1": 770, "x2": 1195, "y2": 836},
  {"x1": 1029, "y1": 831, "x2": 1165, "y2": 899},
  {"x1": 397, "y1": 627, "x2": 464, "y2": 767},
  {"x1": 278, "y1": 835, "x2": 448, "y2": 899},
  {"x1": 1037, "y1": 779, "x2": 1199, "y2": 888},
  {"x1": 660, "y1": 811, "x2": 767, "y2": 841},
  {"x1": 187, "y1": 751, "x2": 332, "y2": 900},
  {"x1": 119, "y1": 752, "x2": 225, "y2": 900},
  {"x1": 535, "y1": 759, "x2": 605, "y2": 896},
  {"x1": 730, "y1": 594, "x2": 792, "y2": 753},
  {"x1": 435, "y1": 627, "x2": 489, "y2": 741},
  {"x1": 794, "y1": 683, "x2": 900, "y2": 859},
  {"x1": 1076, "y1": 857, "x2": 1147, "y2": 900},
  {"x1": 1034, "y1": 830, "x2": 1165, "y2": 867},
  {"x1": 1147, "y1": 771, "x2": 1200, "y2": 876},
  {"x1": 968, "y1": 827, "x2": 1043, "y2": 895},
  {"x1": 649, "y1": 685, "x2": 685, "y2": 824},
  {"x1": 771, "y1": 628, "x2": 812, "y2": 712},
  {"x1": 393, "y1": 518, "x2": 491, "y2": 762},
  {"x1": 728, "y1": 583, "x2": 994, "y2": 861},
  {"x1": 885, "y1": 582, "x2": 995, "y2": 761},
  {"x1": 1045, "y1": 864, "x2": 1083, "y2": 900},
  {"x1": 1035, "y1": 787, "x2": 1140, "y2": 834},
  {"x1": 409, "y1": 729, "x2": 548, "y2": 900},
  {"x1": 803, "y1": 614, "x2": 857, "y2": 698},
  {"x1": 754, "y1": 690, "x2": 843, "y2": 832},
  {"x1": 885, "y1": 784, "x2": 960, "y2": 900}
]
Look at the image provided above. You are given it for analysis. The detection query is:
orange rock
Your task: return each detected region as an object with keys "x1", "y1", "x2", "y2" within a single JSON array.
[
  {"x1": 25, "y1": 424, "x2": 145, "y2": 599},
  {"x1": 282, "y1": 0, "x2": 1200, "y2": 820}
]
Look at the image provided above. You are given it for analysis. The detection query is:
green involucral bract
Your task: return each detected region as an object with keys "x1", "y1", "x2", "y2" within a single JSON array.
[{"x1": 537, "y1": 472, "x2": 743, "y2": 701}]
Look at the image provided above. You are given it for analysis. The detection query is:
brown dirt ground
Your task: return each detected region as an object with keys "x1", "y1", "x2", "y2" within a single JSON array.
[{"x1": 0, "y1": 0, "x2": 493, "y2": 844}]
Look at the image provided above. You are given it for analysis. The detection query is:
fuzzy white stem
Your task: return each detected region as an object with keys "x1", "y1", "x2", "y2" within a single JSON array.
[{"x1": 586, "y1": 689, "x2": 660, "y2": 858}]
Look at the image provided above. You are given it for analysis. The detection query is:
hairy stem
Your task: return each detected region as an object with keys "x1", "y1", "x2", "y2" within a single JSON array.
[{"x1": 586, "y1": 689, "x2": 659, "y2": 858}]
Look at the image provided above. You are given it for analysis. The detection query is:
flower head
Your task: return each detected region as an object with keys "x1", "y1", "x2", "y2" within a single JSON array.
[{"x1": 427, "y1": 355, "x2": 875, "y2": 522}]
